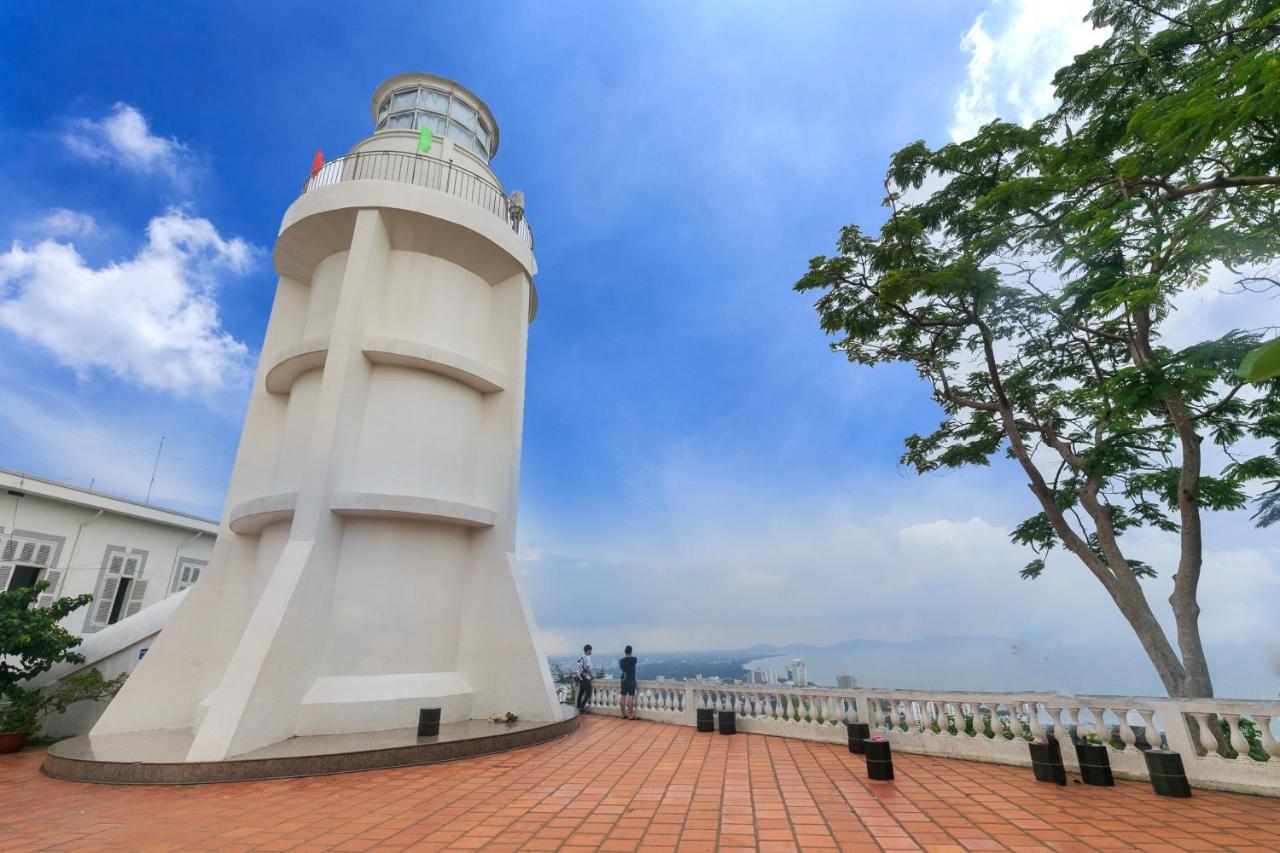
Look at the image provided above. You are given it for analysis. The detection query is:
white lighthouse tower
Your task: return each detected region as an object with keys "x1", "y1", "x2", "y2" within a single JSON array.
[{"x1": 89, "y1": 73, "x2": 562, "y2": 762}]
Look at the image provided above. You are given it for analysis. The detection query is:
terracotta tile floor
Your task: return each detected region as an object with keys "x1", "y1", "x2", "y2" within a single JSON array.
[{"x1": 2, "y1": 715, "x2": 1278, "y2": 851}]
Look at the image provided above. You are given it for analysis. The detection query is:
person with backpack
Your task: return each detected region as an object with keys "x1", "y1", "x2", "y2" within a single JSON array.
[
  {"x1": 618, "y1": 645, "x2": 638, "y2": 719},
  {"x1": 573, "y1": 644, "x2": 594, "y2": 713}
]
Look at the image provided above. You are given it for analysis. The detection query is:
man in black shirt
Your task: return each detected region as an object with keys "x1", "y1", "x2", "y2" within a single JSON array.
[{"x1": 619, "y1": 645, "x2": 638, "y2": 720}]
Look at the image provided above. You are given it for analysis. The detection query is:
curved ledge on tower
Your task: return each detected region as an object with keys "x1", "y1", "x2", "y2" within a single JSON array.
[
  {"x1": 330, "y1": 492, "x2": 496, "y2": 528},
  {"x1": 362, "y1": 337, "x2": 506, "y2": 393},
  {"x1": 276, "y1": 181, "x2": 536, "y2": 285},
  {"x1": 265, "y1": 337, "x2": 330, "y2": 394},
  {"x1": 229, "y1": 492, "x2": 299, "y2": 534}
]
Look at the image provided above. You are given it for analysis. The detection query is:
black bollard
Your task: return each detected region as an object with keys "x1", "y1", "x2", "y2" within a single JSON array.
[
  {"x1": 1029, "y1": 739, "x2": 1067, "y2": 785},
  {"x1": 718, "y1": 710, "x2": 737, "y2": 735},
  {"x1": 696, "y1": 708, "x2": 715, "y2": 733},
  {"x1": 864, "y1": 737, "x2": 894, "y2": 780},
  {"x1": 417, "y1": 707, "x2": 442, "y2": 738},
  {"x1": 847, "y1": 722, "x2": 871, "y2": 755},
  {"x1": 1075, "y1": 741, "x2": 1115, "y2": 787},
  {"x1": 1143, "y1": 749, "x2": 1192, "y2": 798}
]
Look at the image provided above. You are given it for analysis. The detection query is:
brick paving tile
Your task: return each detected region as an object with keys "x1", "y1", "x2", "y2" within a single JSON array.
[{"x1": 2, "y1": 715, "x2": 1279, "y2": 851}]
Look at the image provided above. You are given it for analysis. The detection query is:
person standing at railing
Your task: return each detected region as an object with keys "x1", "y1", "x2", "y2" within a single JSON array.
[
  {"x1": 573, "y1": 644, "x2": 594, "y2": 714},
  {"x1": 619, "y1": 646, "x2": 638, "y2": 720}
]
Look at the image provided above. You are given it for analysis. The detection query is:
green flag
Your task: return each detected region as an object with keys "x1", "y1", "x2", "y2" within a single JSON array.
[{"x1": 417, "y1": 125, "x2": 432, "y2": 153}]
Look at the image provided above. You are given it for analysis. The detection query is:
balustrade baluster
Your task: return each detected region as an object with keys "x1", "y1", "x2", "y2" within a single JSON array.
[
  {"x1": 1027, "y1": 703, "x2": 1047, "y2": 742},
  {"x1": 1259, "y1": 716, "x2": 1280, "y2": 759},
  {"x1": 1191, "y1": 712, "x2": 1220, "y2": 755},
  {"x1": 1138, "y1": 709, "x2": 1161, "y2": 749},
  {"x1": 990, "y1": 704, "x2": 1005, "y2": 739},
  {"x1": 1008, "y1": 702, "x2": 1026, "y2": 740},
  {"x1": 934, "y1": 700, "x2": 951, "y2": 735},
  {"x1": 1045, "y1": 706, "x2": 1071, "y2": 751},
  {"x1": 1089, "y1": 706, "x2": 1109, "y2": 748},
  {"x1": 1117, "y1": 709, "x2": 1137, "y2": 750},
  {"x1": 1224, "y1": 715, "x2": 1250, "y2": 758}
]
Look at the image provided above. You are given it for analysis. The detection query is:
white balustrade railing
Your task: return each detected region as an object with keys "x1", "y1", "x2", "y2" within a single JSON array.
[{"x1": 581, "y1": 679, "x2": 1280, "y2": 797}]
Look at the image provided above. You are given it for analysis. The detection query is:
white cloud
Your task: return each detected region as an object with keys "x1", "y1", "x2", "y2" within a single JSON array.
[
  {"x1": 35, "y1": 208, "x2": 99, "y2": 239},
  {"x1": 0, "y1": 208, "x2": 255, "y2": 395},
  {"x1": 950, "y1": 0, "x2": 1105, "y2": 141},
  {"x1": 62, "y1": 103, "x2": 190, "y2": 181}
]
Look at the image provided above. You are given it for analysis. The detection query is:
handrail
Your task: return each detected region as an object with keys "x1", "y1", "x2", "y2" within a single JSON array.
[
  {"x1": 300, "y1": 150, "x2": 533, "y2": 250},
  {"x1": 580, "y1": 678, "x2": 1280, "y2": 796}
]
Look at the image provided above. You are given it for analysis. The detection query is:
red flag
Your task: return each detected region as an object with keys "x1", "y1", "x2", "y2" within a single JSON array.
[{"x1": 310, "y1": 149, "x2": 324, "y2": 176}]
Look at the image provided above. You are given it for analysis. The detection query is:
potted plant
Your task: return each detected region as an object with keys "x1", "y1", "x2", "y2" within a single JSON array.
[
  {"x1": 1, "y1": 670, "x2": 126, "y2": 752},
  {"x1": 1, "y1": 579, "x2": 94, "y2": 752}
]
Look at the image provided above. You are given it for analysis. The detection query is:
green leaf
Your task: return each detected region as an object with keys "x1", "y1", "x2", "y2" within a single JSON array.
[{"x1": 1241, "y1": 338, "x2": 1280, "y2": 383}]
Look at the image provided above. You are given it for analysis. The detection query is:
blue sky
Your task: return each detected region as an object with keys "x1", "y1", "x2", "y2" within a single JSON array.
[{"x1": 2, "y1": 2, "x2": 1277, "y2": 685}]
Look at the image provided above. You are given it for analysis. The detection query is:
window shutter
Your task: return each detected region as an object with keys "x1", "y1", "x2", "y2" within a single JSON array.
[
  {"x1": 124, "y1": 579, "x2": 148, "y2": 618},
  {"x1": 18, "y1": 541, "x2": 34, "y2": 562},
  {"x1": 0, "y1": 564, "x2": 12, "y2": 592},
  {"x1": 90, "y1": 576, "x2": 121, "y2": 629},
  {"x1": 2, "y1": 538, "x2": 16, "y2": 561},
  {"x1": 122, "y1": 556, "x2": 139, "y2": 578},
  {"x1": 36, "y1": 568, "x2": 61, "y2": 607},
  {"x1": 35, "y1": 543, "x2": 51, "y2": 566}
]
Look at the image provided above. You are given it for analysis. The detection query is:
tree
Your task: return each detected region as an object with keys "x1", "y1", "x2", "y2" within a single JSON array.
[
  {"x1": 1, "y1": 580, "x2": 93, "y2": 731},
  {"x1": 0, "y1": 669, "x2": 127, "y2": 736},
  {"x1": 796, "y1": 0, "x2": 1279, "y2": 698}
]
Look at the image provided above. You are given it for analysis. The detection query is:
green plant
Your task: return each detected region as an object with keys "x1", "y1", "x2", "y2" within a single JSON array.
[
  {"x1": 1, "y1": 579, "x2": 95, "y2": 733},
  {"x1": 1219, "y1": 716, "x2": 1271, "y2": 762},
  {"x1": 0, "y1": 669, "x2": 126, "y2": 735}
]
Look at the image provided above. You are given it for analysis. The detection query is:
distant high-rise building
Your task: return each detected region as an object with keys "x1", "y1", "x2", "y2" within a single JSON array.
[
  {"x1": 790, "y1": 659, "x2": 808, "y2": 687},
  {"x1": 836, "y1": 674, "x2": 857, "y2": 689}
]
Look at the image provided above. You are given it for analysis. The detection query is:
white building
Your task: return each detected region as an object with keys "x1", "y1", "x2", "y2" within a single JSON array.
[
  {"x1": 1, "y1": 467, "x2": 216, "y2": 635},
  {"x1": 790, "y1": 659, "x2": 808, "y2": 687},
  {"x1": 90, "y1": 72, "x2": 562, "y2": 763}
]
